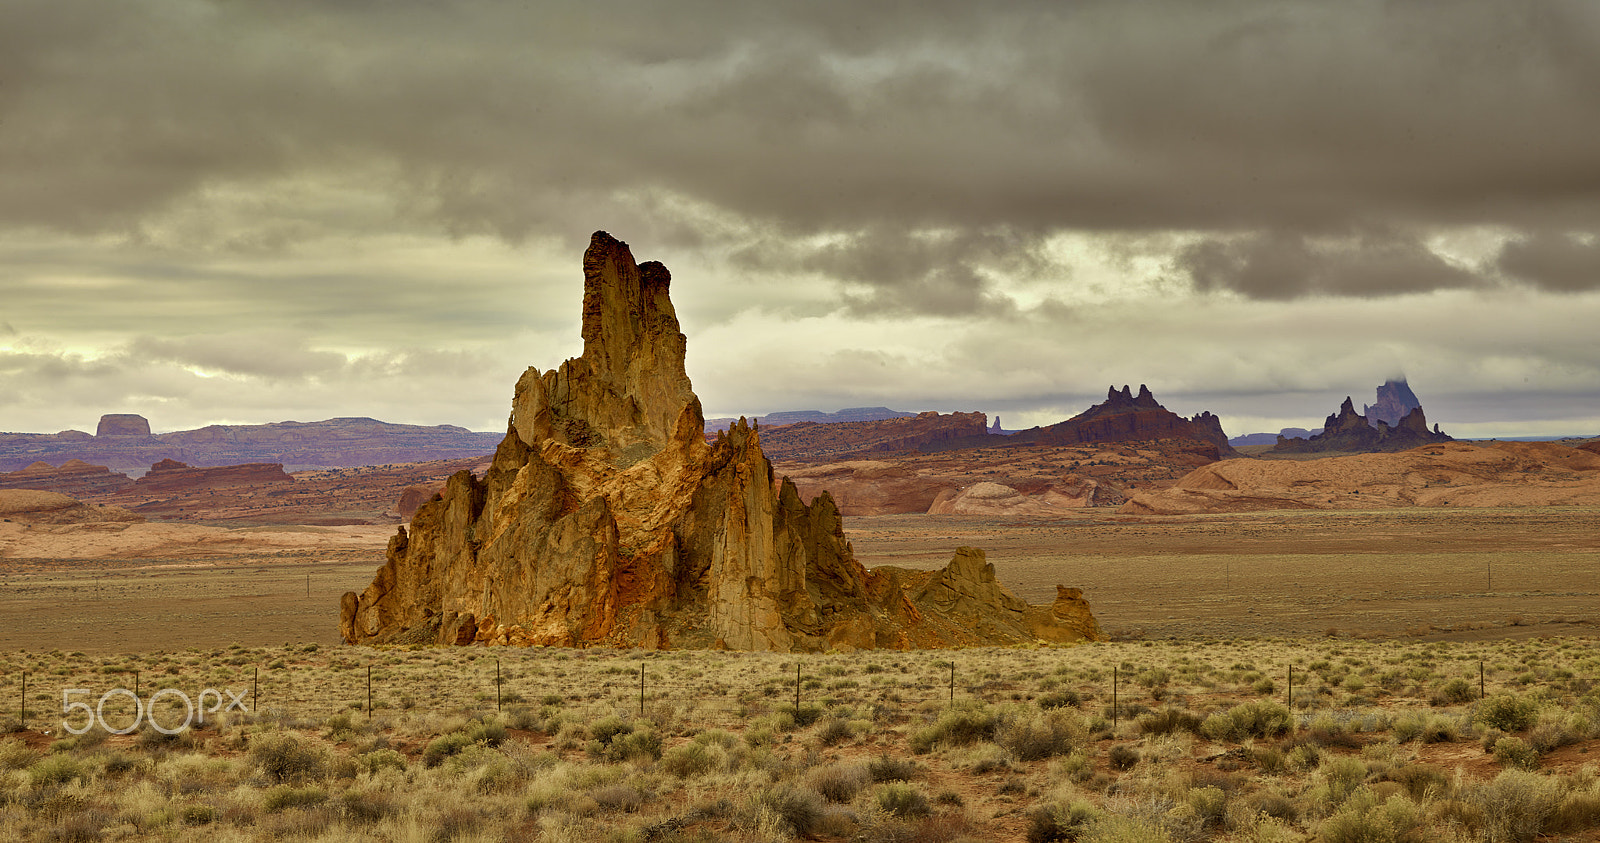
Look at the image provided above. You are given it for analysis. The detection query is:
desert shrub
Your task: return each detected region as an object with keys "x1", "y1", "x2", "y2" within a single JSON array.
[
  {"x1": 136, "y1": 723, "x2": 195, "y2": 751},
  {"x1": 1200, "y1": 700, "x2": 1292, "y2": 742},
  {"x1": 1079, "y1": 813, "x2": 1172, "y2": 843},
  {"x1": 1182, "y1": 785, "x2": 1228, "y2": 831},
  {"x1": 1038, "y1": 690, "x2": 1082, "y2": 710},
  {"x1": 1306, "y1": 714, "x2": 1363, "y2": 749},
  {"x1": 178, "y1": 803, "x2": 216, "y2": 826},
  {"x1": 809, "y1": 762, "x2": 868, "y2": 803},
  {"x1": 587, "y1": 724, "x2": 662, "y2": 763},
  {"x1": 1317, "y1": 787, "x2": 1426, "y2": 843},
  {"x1": 1491, "y1": 736, "x2": 1539, "y2": 771},
  {"x1": 868, "y1": 755, "x2": 920, "y2": 783},
  {"x1": 1305, "y1": 756, "x2": 1369, "y2": 814},
  {"x1": 358, "y1": 747, "x2": 407, "y2": 774},
  {"x1": 1433, "y1": 677, "x2": 1477, "y2": 706},
  {"x1": 1527, "y1": 716, "x2": 1581, "y2": 753},
  {"x1": 756, "y1": 786, "x2": 826, "y2": 837},
  {"x1": 422, "y1": 731, "x2": 475, "y2": 768},
  {"x1": 1137, "y1": 707, "x2": 1202, "y2": 736},
  {"x1": 1108, "y1": 744, "x2": 1140, "y2": 771},
  {"x1": 1391, "y1": 711, "x2": 1458, "y2": 744},
  {"x1": 1382, "y1": 764, "x2": 1450, "y2": 801},
  {"x1": 1471, "y1": 769, "x2": 1558, "y2": 843},
  {"x1": 0, "y1": 737, "x2": 35, "y2": 769},
  {"x1": 30, "y1": 754, "x2": 87, "y2": 787},
  {"x1": 589, "y1": 783, "x2": 648, "y2": 813},
  {"x1": 875, "y1": 781, "x2": 933, "y2": 819},
  {"x1": 816, "y1": 717, "x2": 854, "y2": 746},
  {"x1": 790, "y1": 703, "x2": 826, "y2": 728},
  {"x1": 250, "y1": 731, "x2": 328, "y2": 783},
  {"x1": 1476, "y1": 694, "x2": 1539, "y2": 732},
  {"x1": 1252, "y1": 676, "x2": 1277, "y2": 696},
  {"x1": 996, "y1": 708, "x2": 1087, "y2": 762},
  {"x1": 261, "y1": 784, "x2": 328, "y2": 813},
  {"x1": 661, "y1": 740, "x2": 723, "y2": 778},
  {"x1": 1548, "y1": 789, "x2": 1600, "y2": 834},
  {"x1": 910, "y1": 704, "x2": 996, "y2": 754},
  {"x1": 1027, "y1": 799, "x2": 1100, "y2": 843},
  {"x1": 339, "y1": 788, "x2": 398, "y2": 824}
]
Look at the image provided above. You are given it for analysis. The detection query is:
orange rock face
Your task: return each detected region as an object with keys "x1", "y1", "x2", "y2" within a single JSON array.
[{"x1": 341, "y1": 232, "x2": 1099, "y2": 651}]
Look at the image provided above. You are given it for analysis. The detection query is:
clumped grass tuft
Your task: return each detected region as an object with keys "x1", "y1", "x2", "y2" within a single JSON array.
[
  {"x1": 250, "y1": 731, "x2": 328, "y2": 783},
  {"x1": 874, "y1": 781, "x2": 933, "y2": 819},
  {"x1": 1200, "y1": 700, "x2": 1292, "y2": 741},
  {"x1": 995, "y1": 708, "x2": 1087, "y2": 762}
]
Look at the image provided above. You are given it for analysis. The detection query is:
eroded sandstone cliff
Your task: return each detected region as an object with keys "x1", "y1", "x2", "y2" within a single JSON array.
[{"x1": 341, "y1": 232, "x2": 1098, "y2": 650}]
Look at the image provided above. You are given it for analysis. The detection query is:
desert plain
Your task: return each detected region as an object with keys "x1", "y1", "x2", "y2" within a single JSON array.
[{"x1": 3, "y1": 505, "x2": 1594, "y2": 653}]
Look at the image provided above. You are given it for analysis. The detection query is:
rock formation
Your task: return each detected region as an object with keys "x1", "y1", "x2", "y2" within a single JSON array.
[
  {"x1": 96, "y1": 414, "x2": 153, "y2": 437},
  {"x1": 129, "y1": 459, "x2": 294, "y2": 493},
  {"x1": 342, "y1": 232, "x2": 1098, "y2": 651},
  {"x1": 1364, "y1": 379, "x2": 1421, "y2": 428},
  {"x1": 0, "y1": 460, "x2": 135, "y2": 496},
  {"x1": 757, "y1": 411, "x2": 990, "y2": 460},
  {"x1": 1274, "y1": 396, "x2": 1452, "y2": 454},
  {"x1": 0, "y1": 490, "x2": 143, "y2": 525},
  {"x1": 1121, "y1": 441, "x2": 1600, "y2": 514},
  {"x1": 0, "y1": 417, "x2": 502, "y2": 474},
  {"x1": 1007, "y1": 385, "x2": 1236, "y2": 456},
  {"x1": 704, "y1": 407, "x2": 915, "y2": 435}
]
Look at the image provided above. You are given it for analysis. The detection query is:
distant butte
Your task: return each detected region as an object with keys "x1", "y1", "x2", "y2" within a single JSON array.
[{"x1": 1007, "y1": 385, "x2": 1235, "y2": 457}]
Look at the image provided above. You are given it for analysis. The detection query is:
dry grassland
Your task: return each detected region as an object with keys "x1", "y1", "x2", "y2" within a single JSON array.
[{"x1": 1, "y1": 506, "x2": 1597, "y2": 841}]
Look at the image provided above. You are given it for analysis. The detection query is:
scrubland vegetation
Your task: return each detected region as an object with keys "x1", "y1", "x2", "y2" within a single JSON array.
[{"x1": 3, "y1": 635, "x2": 1600, "y2": 841}]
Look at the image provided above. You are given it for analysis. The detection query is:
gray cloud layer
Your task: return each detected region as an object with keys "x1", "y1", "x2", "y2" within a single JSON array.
[{"x1": 2, "y1": 1, "x2": 1598, "y2": 435}]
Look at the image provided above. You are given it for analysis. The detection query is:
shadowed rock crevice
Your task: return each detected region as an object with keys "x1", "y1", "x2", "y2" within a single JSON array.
[{"x1": 342, "y1": 231, "x2": 1099, "y2": 650}]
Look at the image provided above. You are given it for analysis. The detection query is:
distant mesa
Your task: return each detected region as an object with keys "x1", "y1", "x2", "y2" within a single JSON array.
[
  {"x1": 1229, "y1": 427, "x2": 1320, "y2": 448},
  {"x1": 1274, "y1": 380, "x2": 1451, "y2": 454},
  {"x1": 341, "y1": 231, "x2": 1098, "y2": 651},
  {"x1": 1, "y1": 415, "x2": 502, "y2": 474},
  {"x1": 758, "y1": 411, "x2": 990, "y2": 460},
  {"x1": 1007, "y1": 385, "x2": 1236, "y2": 457},
  {"x1": 96, "y1": 413, "x2": 152, "y2": 437},
  {"x1": 704, "y1": 407, "x2": 915, "y2": 434},
  {"x1": 131, "y1": 459, "x2": 294, "y2": 494}
]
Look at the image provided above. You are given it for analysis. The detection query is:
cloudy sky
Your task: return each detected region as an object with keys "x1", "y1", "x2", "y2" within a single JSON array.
[{"x1": 3, "y1": 1, "x2": 1599, "y2": 441}]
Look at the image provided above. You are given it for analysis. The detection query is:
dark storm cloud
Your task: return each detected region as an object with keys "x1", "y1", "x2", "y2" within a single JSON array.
[
  {"x1": 1177, "y1": 230, "x2": 1484, "y2": 299},
  {"x1": 1496, "y1": 232, "x2": 1600, "y2": 292},
  {"x1": 729, "y1": 227, "x2": 1045, "y2": 316},
  {"x1": 5, "y1": 2, "x2": 1600, "y2": 250}
]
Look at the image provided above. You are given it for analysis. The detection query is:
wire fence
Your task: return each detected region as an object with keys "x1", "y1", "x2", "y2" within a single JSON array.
[{"x1": 2, "y1": 640, "x2": 1577, "y2": 738}]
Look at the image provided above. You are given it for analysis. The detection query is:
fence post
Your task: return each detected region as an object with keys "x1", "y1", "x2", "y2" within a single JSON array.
[
  {"x1": 1287, "y1": 666, "x2": 1293, "y2": 712},
  {"x1": 18, "y1": 671, "x2": 24, "y2": 731},
  {"x1": 794, "y1": 663, "x2": 801, "y2": 720},
  {"x1": 366, "y1": 665, "x2": 373, "y2": 718},
  {"x1": 1480, "y1": 660, "x2": 1485, "y2": 699},
  {"x1": 639, "y1": 664, "x2": 645, "y2": 717},
  {"x1": 253, "y1": 666, "x2": 259, "y2": 714},
  {"x1": 496, "y1": 660, "x2": 502, "y2": 712},
  {"x1": 1112, "y1": 666, "x2": 1118, "y2": 729},
  {"x1": 948, "y1": 663, "x2": 956, "y2": 707}
]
